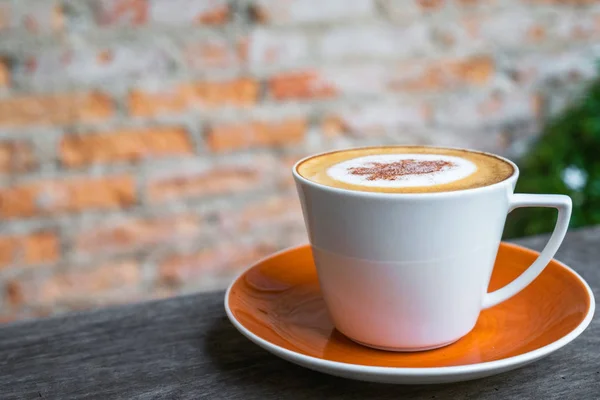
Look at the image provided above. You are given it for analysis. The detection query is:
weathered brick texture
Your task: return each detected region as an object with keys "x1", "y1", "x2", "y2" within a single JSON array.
[
  {"x1": 0, "y1": 141, "x2": 37, "y2": 174},
  {"x1": 74, "y1": 214, "x2": 201, "y2": 256},
  {"x1": 0, "y1": 176, "x2": 136, "y2": 218},
  {"x1": 0, "y1": 232, "x2": 59, "y2": 268},
  {"x1": 0, "y1": 0, "x2": 598, "y2": 321},
  {"x1": 11, "y1": 261, "x2": 142, "y2": 309},
  {"x1": 158, "y1": 241, "x2": 278, "y2": 287},
  {"x1": 0, "y1": 92, "x2": 113, "y2": 126},
  {"x1": 146, "y1": 163, "x2": 268, "y2": 203},
  {"x1": 60, "y1": 127, "x2": 194, "y2": 167},
  {"x1": 128, "y1": 78, "x2": 258, "y2": 116},
  {"x1": 206, "y1": 118, "x2": 307, "y2": 152}
]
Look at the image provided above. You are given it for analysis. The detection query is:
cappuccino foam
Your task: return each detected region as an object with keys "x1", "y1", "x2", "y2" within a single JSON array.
[
  {"x1": 327, "y1": 154, "x2": 477, "y2": 188},
  {"x1": 296, "y1": 146, "x2": 514, "y2": 193}
]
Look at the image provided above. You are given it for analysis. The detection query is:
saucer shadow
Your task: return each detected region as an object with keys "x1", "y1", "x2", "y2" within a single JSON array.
[{"x1": 203, "y1": 315, "x2": 541, "y2": 399}]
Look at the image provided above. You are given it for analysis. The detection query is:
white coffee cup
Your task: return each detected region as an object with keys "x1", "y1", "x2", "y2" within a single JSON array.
[{"x1": 293, "y1": 147, "x2": 572, "y2": 351}]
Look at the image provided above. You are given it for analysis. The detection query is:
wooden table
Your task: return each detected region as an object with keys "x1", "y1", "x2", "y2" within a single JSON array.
[{"x1": 1, "y1": 228, "x2": 598, "y2": 399}]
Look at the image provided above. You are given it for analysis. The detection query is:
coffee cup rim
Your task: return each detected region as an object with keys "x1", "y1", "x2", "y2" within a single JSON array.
[{"x1": 292, "y1": 145, "x2": 519, "y2": 198}]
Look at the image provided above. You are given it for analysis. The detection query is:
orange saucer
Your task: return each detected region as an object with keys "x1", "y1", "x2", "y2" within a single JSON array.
[{"x1": 225, "y1": 243, "x2": 594, "y2": 384}]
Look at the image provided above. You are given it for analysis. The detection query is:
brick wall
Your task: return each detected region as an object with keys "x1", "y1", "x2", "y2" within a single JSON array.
[{"x1": 0, "y1": 0, "x2": 598, "y2": 321}]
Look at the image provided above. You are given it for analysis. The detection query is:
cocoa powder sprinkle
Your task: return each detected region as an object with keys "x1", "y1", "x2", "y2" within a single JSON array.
[{"x1": 348, "y1": 159, "x2": 455, "y2": 181}]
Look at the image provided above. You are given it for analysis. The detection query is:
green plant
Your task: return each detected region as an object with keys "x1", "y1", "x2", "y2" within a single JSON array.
[{"x1": 503, "y1": 75, "x2": 600, "y2": 239}]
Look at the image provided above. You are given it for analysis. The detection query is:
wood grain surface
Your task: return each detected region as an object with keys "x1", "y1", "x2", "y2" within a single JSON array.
[{"x1": 0, "y1": 228, "x2": 598, "y2": 400}]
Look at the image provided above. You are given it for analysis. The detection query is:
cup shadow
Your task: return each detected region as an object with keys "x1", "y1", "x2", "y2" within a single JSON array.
[{"x1": 202, "y1": 315, "x2": 539, "y2": 399}]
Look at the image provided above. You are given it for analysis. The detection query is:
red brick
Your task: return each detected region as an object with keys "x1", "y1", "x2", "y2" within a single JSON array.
[
  {"x1": 60, "y1": 127, "x2": 194, "y2": 167},
  {"x1": 94, "y1": 0, "x2": 148, "y2": 26},
  {"x1": 251, "y1": 0, "x2": 375, "y2": 24},
  {"x1": 22, "y1": 232, "x2": 60, "y2": 265},
  {"x1": 0, "y1": 141, "x2": 36, "y2": 174},
  {"x1": 448, "y1": 56, "x2": 495, "y2": 85},
  {"x1": 147, "y1": 166, "x2": 263, "y2": 203},
  {"x1": 75, "y1": 215, "x2": 200, "y2": 256},
  {"x1": 410, "y1": 0, "x2": 489, "y2": 10},
  {"x1": 128, "y1": 78, "x2": 258, "y2": 117},
  {"x1": 220, "y1": 196, "x2": 303, "y2": 233},
  {"x1": 0, "y1": 176, "x2": 136, "y2": 219},
  {"x1": 393, "y1": 65, "x2": 443, "y2": 93},
  {"x1": 0, "y1": 92, "x2": 113, "y2": 127},
  {"x1": 237, "y1": 37, "x2": 250, "y2": 62},
  {"x1": 0, "y1": 232, "x2": 59, "y2": 268},
  {"x1": 417, "y1": 0, "x2": 445, "y2": 9},
  {"x1": 5, "y1": 280, "x2": 23, "y2": 307},
  {"x1": 269, "y1": 71, "x2": 337, "y2": 100},
  {"x1": 322, "y1": 116, "x2": 346, "y2": 138},
  {"x1": 38, "y1": 262, "x2": 141, "y2": 305},
  {"x1": 0, "y1": 313, "x2": 17, "y2": 323},
  {"x1": 128, "y1": 86, "x2": 190, "y2": 117},
  {"x1": 392, "y1": 56, "x2": 494, "y2": 91},
  {"x1": 149, "y1": 0, "x2": 229, "y2": 25},
  {"x1": 456, "y1": 0, "x2": 483, "y2": 5},
  {"x1": 159, "y1": 242, "x2": 277, "y2": 285},
  {"x1": 0, "y1": 238, "x2": 13, "y2": 267},
  {"x1": 0, "y1": 60, "x2": 9, "y2": 87},
  {"x1": 196, "y1": 78, "x2": 259, "y2": 108},
  {"x1": 197, "y1": 8, "x2": 229, "y2": 24},
  {"x1": 206, "y1": 118, "x2": 306, "y2": 152}
]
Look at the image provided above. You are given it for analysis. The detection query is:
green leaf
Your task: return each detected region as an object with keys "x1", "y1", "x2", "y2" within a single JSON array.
[{"x1": 506, "y1": 65, "x2": 600, "y2": 238}]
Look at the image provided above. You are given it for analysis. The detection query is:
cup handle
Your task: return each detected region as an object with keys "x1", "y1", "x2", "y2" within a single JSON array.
[{"x1": 482, "y1": 193, "x2": 572, "y2": 309}]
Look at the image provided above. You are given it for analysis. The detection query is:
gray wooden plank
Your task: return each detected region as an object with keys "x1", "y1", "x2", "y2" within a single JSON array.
[{"x1": 0, "y1": 228, "x2": 598, "y2": 400}]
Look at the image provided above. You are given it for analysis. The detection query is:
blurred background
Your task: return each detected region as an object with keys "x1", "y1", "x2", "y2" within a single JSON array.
[{"x1": 0, "y1": 0, "x2": 599, "y2": 322}]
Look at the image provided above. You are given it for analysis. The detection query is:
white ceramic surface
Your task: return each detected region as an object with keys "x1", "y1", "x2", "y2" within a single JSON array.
[{"x1": 293, "y1": 147, "x2": 572, "y2": 351}]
